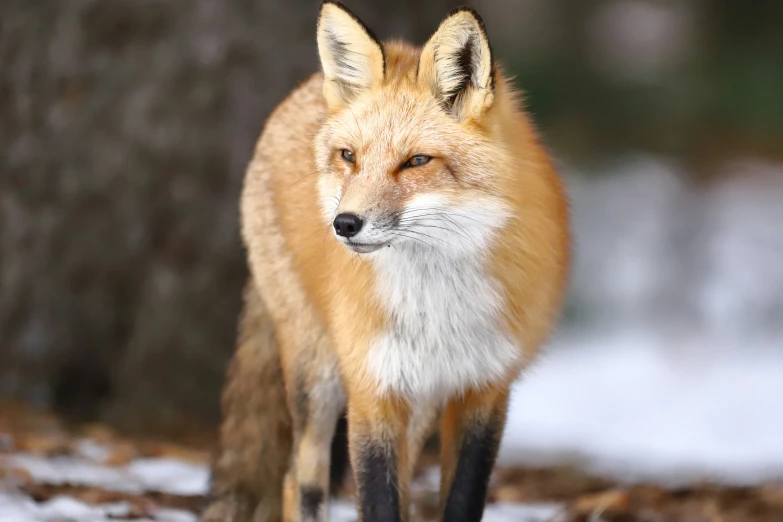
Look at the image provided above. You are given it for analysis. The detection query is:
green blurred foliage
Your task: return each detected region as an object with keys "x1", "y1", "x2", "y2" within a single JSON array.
[{"x1": 506, "y1": 0, "x2": 783, "y2": 169}]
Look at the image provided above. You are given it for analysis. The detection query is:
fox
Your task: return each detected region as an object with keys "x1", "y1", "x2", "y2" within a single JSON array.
[{"x1": 204, "y1": 2, "x2": 571, "y2": 522}]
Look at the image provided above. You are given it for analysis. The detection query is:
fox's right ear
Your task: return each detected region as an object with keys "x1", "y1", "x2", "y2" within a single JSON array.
[
  {"x1": 317, "y1": 1, "x2": 385, "y2": 111},
  {"x1": 419, "y1": 7, "x2": 495, "y2": 121}
]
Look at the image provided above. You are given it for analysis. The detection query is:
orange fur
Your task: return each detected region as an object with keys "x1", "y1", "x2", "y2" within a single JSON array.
[{"x1": 233, "y1": 3, "x2": 570, "y2": 521}]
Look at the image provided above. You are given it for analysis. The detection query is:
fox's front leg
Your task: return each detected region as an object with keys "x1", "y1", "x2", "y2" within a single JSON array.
[
  {"x1": 439, "y1": 386, "x2": 509, "y2": 522},
  {"x1": 279, "y1": 329, "x2": 345, "y2": 522},
  {"x1": 347, "y1": 388, "x2": 412, "y2": 522}
]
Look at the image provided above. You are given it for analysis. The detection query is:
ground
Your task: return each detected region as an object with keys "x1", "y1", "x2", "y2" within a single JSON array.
[{"x1": 2, "y1": 400, "x2": 783, "y2": 522}]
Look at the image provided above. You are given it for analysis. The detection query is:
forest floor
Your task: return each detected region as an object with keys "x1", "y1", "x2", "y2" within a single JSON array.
[{"x1": 2, "y1": 400, "x2": 783, "y2": 522}]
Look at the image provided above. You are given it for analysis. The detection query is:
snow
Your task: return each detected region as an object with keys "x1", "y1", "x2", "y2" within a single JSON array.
[
  {"x1": 501, "y1": 326, "x2": 783, "y2": 485},
  {"x1": 125, "y1": 458, "x2": 209, "y2": 496},
  {"x1": 326, "y1": 499, "x2": 564, "y2": 522},
  {"x1": 4, "y1": 453, "x2": 143, "y2": 493},
  {"x1": 483, "y1": 503, "x2": 565, "y2": 522},
  {"x1": 1, "y1": 445, "x2": 562, "y2": 522},
  {"x1": 4, "y1": 332, "x2": 783, "y2": 520},
  {"x1": 3, "y1": 453, "x2": 209, "y2": 496},
  {"x1": 0, "y1": 491, "x2": 197, "y2": 522},
  {"x1": 0, "y1": 447, "x2": 210, "y2": 521}
]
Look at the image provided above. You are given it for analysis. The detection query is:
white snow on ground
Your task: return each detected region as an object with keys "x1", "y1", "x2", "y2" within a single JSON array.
[
  {"x1": 326, "y1": 499, "x2": 564, "y2": 522},
  {"x1": 327, "y1": 499, "x2": 563, "y2": 522},
  {"x1": 125, "y1": 459, "x2": 210, "y2": 496},
  {"x1": 3, "y1": 328, "x2": 783, "y2": 520},
  {"x1": 3, "y1": 452, "x2": 209, "y2": 495},
  {"x1": 501, "y1": 326, "x2": 783, "y2": 485},
  {"x1": 0, "y1": 490, "x2": 197, "y2": 522},
  {"x1": 1, "y1": 444, "x2": 563, "y2": 522},
  {"x1": 3, "y1": 332, "x2": 782, "y2": 520},
  {"x1": 0, "y1": 446, "x2": 212, "y2": 521}
]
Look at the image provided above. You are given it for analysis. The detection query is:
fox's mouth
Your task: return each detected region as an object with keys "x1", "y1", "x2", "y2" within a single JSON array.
[{"x1": 343, "y1": 240, "x2": 388, "y2": 254}]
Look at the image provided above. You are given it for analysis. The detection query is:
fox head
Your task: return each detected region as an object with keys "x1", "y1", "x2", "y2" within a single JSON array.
[{"x1": 314, "y1": 1, "x2": 520, "y2": 256}]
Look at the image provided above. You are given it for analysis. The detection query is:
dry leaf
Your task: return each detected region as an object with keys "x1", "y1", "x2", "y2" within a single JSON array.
[
  {"x1": 758, "y1": 485, "x2": 783, "y2": 509},
  {"x1": 572, "y1": 488, "x2": 630, "y2": 515},
  {"x1": 142, "y1": 442, "x2": 210, "y2": 464},
  {"x1": 0, "y1": 464, "x2": 33, "y2": 486},
  {"x1": 79, "y1": 423, "x2": 118, "y2": 444},
  {"x1": 493, "y1": 484, "x2": 527, "y2": 503},
  {"x1": 102, "y1": 442, "x2": 139, "y2": 466},
  {"x1": 15, "y1": 433, "x2": 72, "y2": 456}
]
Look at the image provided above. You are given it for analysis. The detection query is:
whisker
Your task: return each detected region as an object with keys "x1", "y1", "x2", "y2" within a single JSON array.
[
  {"x1": 397, "y1": 219, "x2": 475, "y2": 243},
  {"x1": 391, "y1": 231, "x2": 434, "y2": 249},
  {"x1": 397, "y1": 227, "x2": 447, "y2": 244},
  {"x1": 397, "y1": 208, "x2": 490, "y2": 227},
  {"x1": 397, "y1": 214, "x2": 476, "y2": 244},
  {"x1": 334, "y1": 118, "x2": 361, "y2": 145},
  {"x1": 347, "y1": 106, "x2": 365, "y2": 149},
  {"x1": 289, "y1": 170, "x2": 322, "y2": 187}
]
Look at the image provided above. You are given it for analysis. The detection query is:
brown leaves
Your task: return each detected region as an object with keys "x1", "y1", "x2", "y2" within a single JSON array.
[
  {"x1": 2, "y1": 400, "x2": 783, "y2": 522},
  {"x1": 0, "y1": 464, "x2": 33, "y2": 487},
  {"x1": 13, "y1": 433, "x2": 74, "y2": 457},
  {"x1": 572, "y1": 488, "x2": 631, "y2": 515},
  {"x1": 0, "y1": 399, "x2": 211, "y2": 520},
  {"x1": 21, "y1": 483, "x2": 206, "y2": 514},
  {"x1": 486, "y1": 467, "x2": 783, "y2": 522}
]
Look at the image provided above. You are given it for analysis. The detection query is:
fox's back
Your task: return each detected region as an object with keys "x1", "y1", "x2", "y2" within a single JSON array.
[{"x1": 241, "y1": 74, "x2": 345, "y2": 329}]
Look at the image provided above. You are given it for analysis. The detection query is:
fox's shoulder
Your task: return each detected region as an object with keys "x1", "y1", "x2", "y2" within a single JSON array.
[{"x1": 254, "y1": 73, "x2": 326, "y2": 156}]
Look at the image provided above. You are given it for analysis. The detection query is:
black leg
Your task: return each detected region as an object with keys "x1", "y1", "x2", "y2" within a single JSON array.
[
  {"x1": 356, "y1": 444, "x2": 400, "y2": 522},
  {"x1": 329, "y1": 414, "x2": 350, "y2": 495},
  {"x1": 300, "y1": 485, "x2": 325, "y2": 520},
  {"x1": 442, "y1": 421, "x2": 502, "y2": 522}
]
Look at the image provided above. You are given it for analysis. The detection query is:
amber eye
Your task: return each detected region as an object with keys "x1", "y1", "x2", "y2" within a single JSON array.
[
  {"x1": 340, "y1": 149, "x2": 355, "y2": 163},
  {"x1": 402, "y1": 155, "x2": 431, "y2": 169}
]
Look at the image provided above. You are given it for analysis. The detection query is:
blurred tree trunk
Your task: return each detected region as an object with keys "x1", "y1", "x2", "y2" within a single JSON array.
[{"x1": 0, "y1": 0, "x2": 458, "y2": 436}]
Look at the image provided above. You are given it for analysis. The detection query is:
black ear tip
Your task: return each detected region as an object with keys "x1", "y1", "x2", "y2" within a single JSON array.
[
  {"x1": 445, "y1": 6, "x2": 487, "y2": 28},
  {"x1": 317, "y1": 0, "x2": 385, "y2": 57},
  {"x1": 443, "y1": 5, "x2": 493, "y2": 65},
  {"x1": 320, "y1": 0, "x2": 350, "y2": 16}
]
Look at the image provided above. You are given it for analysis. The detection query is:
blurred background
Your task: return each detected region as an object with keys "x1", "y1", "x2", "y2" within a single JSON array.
[{"x1": 2, "y1": 0, "x2": 782, "y2": 485}]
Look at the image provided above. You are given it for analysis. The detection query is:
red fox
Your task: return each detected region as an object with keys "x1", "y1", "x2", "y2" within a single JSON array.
[{"x1": 205, "y1": 2, "x2": 570, "y2": 521}]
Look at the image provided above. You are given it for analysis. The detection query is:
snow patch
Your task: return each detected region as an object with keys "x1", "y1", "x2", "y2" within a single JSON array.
[
  {"x1": 500, "y1": 327, "x2": 783, "y2": 485},
  {"x1": 326, "y1": 498, "x2": 563, "y2": 522},
  {"x1": 126, "y1": 458, "x2": 209, "y2": 496},
  {"x1": 2, "y1": 454, "x2": 209, "y2": 496},
  {"x1": 0, "y1": 491, "x2": 197, "y2": 522}
]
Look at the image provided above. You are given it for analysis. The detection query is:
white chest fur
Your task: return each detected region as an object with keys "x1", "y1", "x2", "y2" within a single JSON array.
[{"x1": 366, "y1": 245, "x2": 522, "y2": 399}]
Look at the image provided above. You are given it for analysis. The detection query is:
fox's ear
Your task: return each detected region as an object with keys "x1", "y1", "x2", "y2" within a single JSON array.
[
  {"x1": 419, "y1": 7, "x2": 495, "y2": 121},
  {"x1": 317, "y1": 1, "x2": 385, "y2": 111}
]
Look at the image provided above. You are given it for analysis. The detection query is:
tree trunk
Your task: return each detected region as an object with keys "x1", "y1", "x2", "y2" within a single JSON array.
[{"x1": 0, "y1": 0, "x2": 459, "y2": 436}]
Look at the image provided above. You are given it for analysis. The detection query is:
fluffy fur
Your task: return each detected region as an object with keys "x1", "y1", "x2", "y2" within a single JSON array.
[
  {"x1": 366, "y1": 194, "x2": 522, "y2": 399},
  {"x1": 209, "y1": 2, "x2": 571, "y2": 521}
]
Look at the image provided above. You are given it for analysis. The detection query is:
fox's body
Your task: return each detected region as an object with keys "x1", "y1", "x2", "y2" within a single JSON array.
[{"x1": 206, "y1": 3, "x2": 570, "y2": 522}]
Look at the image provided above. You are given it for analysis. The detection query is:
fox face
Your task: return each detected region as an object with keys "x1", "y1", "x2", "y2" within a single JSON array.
[{"x1": 314, "y1": 3, "x2": 513, "y2": 256}]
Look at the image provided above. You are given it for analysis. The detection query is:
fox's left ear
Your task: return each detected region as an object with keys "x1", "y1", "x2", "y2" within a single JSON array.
[
  {"x1": 419, "y1": 7, "x2": 495, "y2": 121},
  {"x1": 317, "y1": 0, "x2": 385, "y2": 111}
]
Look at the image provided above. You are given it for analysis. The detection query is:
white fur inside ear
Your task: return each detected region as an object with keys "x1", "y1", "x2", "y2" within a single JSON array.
[
  {"x1": 317, "y1": 4, "x2": 384, "y2": 102},
  {"x1": 420, "y1": 11, "x2": 494, "y2": 118},
  {"x1": 434, "y1": 17, "x2": 491, "y2": 97}
]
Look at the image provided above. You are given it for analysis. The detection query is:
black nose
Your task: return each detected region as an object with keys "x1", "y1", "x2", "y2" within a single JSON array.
[{"x1": 333, "y1": 213, "x2": 363, "y2": 238}]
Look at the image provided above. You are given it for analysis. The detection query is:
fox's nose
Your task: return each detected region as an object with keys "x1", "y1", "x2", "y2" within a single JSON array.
[{"x1": 333, "y1": 213, "x2": 363, "y2": 238}]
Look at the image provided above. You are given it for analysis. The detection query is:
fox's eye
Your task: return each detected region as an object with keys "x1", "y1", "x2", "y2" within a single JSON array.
[
  {"x1": 340, "y1": 149, "x2": 356, "y2": 163},
  {"x1": 402, "y1": 155, "x2": 431, "y2": 169}
]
